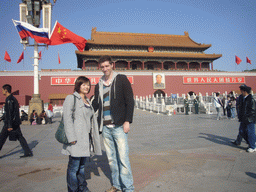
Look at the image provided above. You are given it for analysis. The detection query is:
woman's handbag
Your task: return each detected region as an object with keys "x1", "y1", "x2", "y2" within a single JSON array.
[{"x1": 55, "y1": 95, "x2": 76, "y2": 144}]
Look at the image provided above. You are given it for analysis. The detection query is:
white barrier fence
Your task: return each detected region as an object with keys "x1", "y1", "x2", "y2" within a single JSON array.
[{"x1": 134, "y1": 91, "x2": 256, "y2": 116}]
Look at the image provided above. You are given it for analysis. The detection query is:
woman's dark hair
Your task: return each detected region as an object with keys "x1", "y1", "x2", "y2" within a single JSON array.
[{"x1": 74, "y1": 76, "x2": 91, "y2": 94}]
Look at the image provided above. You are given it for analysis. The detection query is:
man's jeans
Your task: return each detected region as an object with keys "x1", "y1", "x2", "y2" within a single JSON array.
[
  {"x1": 67, "y1": 156, "x2": 88, "y2": 192},
  {"x1": 216, "y1": 108, "x2": 221, "y2": 120},
  {"x1": 235, "y1": 122, "x2": 248, "y2": 145},
  {"x1": 102, "y1": 125, "x2": 134, "y2": 192},
  {"x1": 231, "y1": 108, "x2": 236, "y2": 119},
  {"x1": 237, "y1": 122, "x2": 255, "y2": 149}
]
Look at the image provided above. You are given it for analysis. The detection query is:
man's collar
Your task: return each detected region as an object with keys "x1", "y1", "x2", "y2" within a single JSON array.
[{"x1": 244, "y1": 94, "x2": 249, "y2": 99}]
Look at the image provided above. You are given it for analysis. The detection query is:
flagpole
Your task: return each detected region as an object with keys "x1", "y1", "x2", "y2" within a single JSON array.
[{"x1": 34, "y1": 41, "x2": 39, "y2": 95}]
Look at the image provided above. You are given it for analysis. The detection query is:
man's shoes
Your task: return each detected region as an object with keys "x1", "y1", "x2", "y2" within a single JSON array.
[
  {"x1": 247, "y1": 148, "x2": 256, "y2": 153},
  {"x1": 20, "y1": 153, "x2": 33, "y2": 158},
  {"x1": 105, "y1": 186, "x2": 122, "y2": 192},
  {"x1": 231, "y1": 141, "x2": 240, "y2": 146}
]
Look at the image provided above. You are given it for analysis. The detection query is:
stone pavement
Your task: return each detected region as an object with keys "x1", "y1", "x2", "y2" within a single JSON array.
[{"x1": 0, "y1": 109, "x2": 256, "y2": 192}]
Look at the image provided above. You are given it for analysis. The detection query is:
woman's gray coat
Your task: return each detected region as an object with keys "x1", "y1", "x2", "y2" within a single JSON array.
[{"x1": 61, "y1": 92, "x2": 102, "y2": 157}]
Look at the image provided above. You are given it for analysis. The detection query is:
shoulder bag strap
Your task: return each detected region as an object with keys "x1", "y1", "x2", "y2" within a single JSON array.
[{"x1": 72, "y1": 95, "x2": 76, "y2": 120}]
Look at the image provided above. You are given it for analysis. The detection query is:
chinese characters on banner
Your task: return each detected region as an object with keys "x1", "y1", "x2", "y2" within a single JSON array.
[
  {"x1": 183, "y1": 76, "x2": 245, "y2": 84},
  {"x1": 51, "y1": 76, "x2": 134, "y2": 85}
]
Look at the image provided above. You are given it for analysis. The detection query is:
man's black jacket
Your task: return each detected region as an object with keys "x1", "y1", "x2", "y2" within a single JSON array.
[
  {"x1": 92, "y1": 74, "x2": 134, "y2": 130},
  {"x1": 1, "y1": 94, "x2": 21, "y2": 129},
  {"x1": 238, "y1": 94, "x2": 256, "y2": 124}
]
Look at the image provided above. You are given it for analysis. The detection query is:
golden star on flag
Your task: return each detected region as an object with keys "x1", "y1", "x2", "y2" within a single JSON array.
[{"x1": 57, "y1": 27, "x2": 61, "y2": 34}]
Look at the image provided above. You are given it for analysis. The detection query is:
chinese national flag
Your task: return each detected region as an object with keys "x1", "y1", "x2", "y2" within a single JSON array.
[
  {"x1": 17, "y1": 51, "x2": 24, "y2": 63},
  {"x1": 235, "y1": 55, "x2": 242, "y2": 65},
  {"x1": 49, "y1": 21, "x2": 87, "y2": 52},
  {"x1": 4, "y1": 51, "x2": 11, "y2": 62},
  {"x1": 58, "y1": 52, "x2": 61, "y2": 64},
  {"x1": 38, "y1": 51, "x2": 42, "y2": 60},
  {"x1": 246, "y1": 57, "x2": 251, "y2": 64}
]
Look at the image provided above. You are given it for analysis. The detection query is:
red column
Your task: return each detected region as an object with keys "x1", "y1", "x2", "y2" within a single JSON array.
[
  {"x1": 175, "y1": 62, "x2": 177, "y2": 70},
  {"x1": 98, "y1": 62, "x2": 100, "y2": 70},
  {"x1": 128, "y1": 61, "x2": 130, "y2": 70},
  {"x1": 113, "y1": 61, "x2": 116, "y2": 70},
  {"x1": 187, "y1": 62, "x2": 190, "y2": 70},
  {"x1": 199, "y1": 62, "x2": 202, "y2": 71},
  {"x1": 211, "y1": 62, "x2": 213, "y2": 70},
  {"x1": 161, "y1": 62, "x2": 164, "y2": 70},
  {"x1": 142, "y1": 61, "x2": 145, "y2": 70}
]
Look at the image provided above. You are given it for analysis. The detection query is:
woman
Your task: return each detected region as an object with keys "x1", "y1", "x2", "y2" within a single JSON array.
[
  {"x1": 29, "y1": 110, "x2": 38, "y2": 125},
  {"x1": 226, "y1": 96, "x2": 231, "y2": 119},
  {"x1": 62, "y1": 76, "x2": 102, "y2": 192},
  {"x1": 39, "y1": 110, "x2": 48, "y2": 124},
  {"x1": 230, "y1": 96, "x2": 237, "y2": 119},
  {"x1": 47, "y1": 102, "x2": 53, "y2": 124}
]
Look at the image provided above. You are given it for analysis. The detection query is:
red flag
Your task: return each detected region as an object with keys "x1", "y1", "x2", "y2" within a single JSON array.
[
  {"x1": 4, "y1": 51, "x2": 11, "y2": 62},
  {"x1": 235, "y1": 55, "x2": 242, "y2": 65},
  {"x1": 38, "y1": 51, "x2": 42, "y2": 60},
  {"x1": 17, "y1": 51, "x2": 24, "y2": 63},
  {"x1": 49, "y1": 21, "x2": 87, "y2": 52},
  {"x1": 58, "y1": 52, "x2": 61, "y2": 64},
  {"x1": 246, "y1": 57, "x2": 251, "y2": 64}
]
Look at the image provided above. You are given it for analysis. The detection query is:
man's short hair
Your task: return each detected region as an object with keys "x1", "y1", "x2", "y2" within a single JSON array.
[
  {"x1": 216, "y1": 92, "x2": 220, "y2": 96},
  {"x1": 239, "y1": 84, "x2": 251, "y2": 94},
  {"x1": 156, "y1": 74, "x2": 162, "y2": 78},
  {"x1": 98, "y1": 55, "x2": 113, "y2": 65},
  {"x1": 2, "y1": 84, "x2": 12, "y2": 93}
]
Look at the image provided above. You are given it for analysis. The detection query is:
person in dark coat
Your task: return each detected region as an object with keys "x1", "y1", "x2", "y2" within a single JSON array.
[
  {"x1": 184, "y1": 95, "x2": 189, "y2": 115},
  {"x1": 0, "y1": 84, "x2": 33, "y2": 158},
  {"x1": 20, "y1": 110, "x2": 28, "y2": 121},
  {"x1": 194, "y1": 96, "x2": 199, "y2": 114},
  {"x1": 232, "y1": 84, "x2": 256, "y2": 152}
]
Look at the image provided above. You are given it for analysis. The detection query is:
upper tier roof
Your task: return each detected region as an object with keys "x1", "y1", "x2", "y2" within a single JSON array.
[{"x1": 87, "y1": 27, "x2": 211, "y2": 49}]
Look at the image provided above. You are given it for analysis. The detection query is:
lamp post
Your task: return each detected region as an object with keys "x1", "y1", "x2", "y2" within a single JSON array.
[{"x1": 19, "y1": 0, "x2": 55, "y2": 117}]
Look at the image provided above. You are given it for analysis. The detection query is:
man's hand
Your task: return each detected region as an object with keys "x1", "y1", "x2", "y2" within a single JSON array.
[
  {"x1": 7, "y1": 128, "x2": 13, "y2": 131},
  {"x1": 70, "y1": 141, "x2": 77, "y2": 145},
  {"x1": 123, "y1": 121, "x2": 130, "y2": 133}
]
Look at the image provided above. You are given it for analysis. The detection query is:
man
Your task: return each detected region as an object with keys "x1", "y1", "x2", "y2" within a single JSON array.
[
  {"x1": 233, "y1": 84, "x2": 256, "y2": 152},
  {"x1": 92, "y1": 56, "x2": 134, "y2": 192},
  {"x1": 184, "y1": 95, "x2": 189, "y2": 115},
  {"x1": 154, "y1": 74, "x2": 165, "y2": 89},
  {"x1": 213, "y1": 92, "x2": 223, "y2": 120},
  {"x1": 0, "y1": 84, "x2": 33, "y2": 158}
]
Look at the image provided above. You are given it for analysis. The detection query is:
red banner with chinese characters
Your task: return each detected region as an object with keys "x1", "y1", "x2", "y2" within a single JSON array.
[
  {"x1": 183, "y1": 76, "x2": 245, "y2": 84},
  {"x1": 51, "y1": 76, "x2": 134, "y2": 85}
]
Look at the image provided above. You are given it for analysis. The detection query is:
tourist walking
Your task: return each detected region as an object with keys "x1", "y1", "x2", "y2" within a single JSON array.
[
  {"x1": 0, "y1": 84, "x2": 33, "y2": 158},
  {"x1": 92, "y1": 55, "x2": 135, "y2": 192},
  {"x1": 233, "y1": 84, "x2": 256, "y2": 152},
  {"x1": 214, "y1": 92, "x2": 223, "y2": 120},
  {"x1": 62, "y1": 76, "x2": 102, "y2": 192}
]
